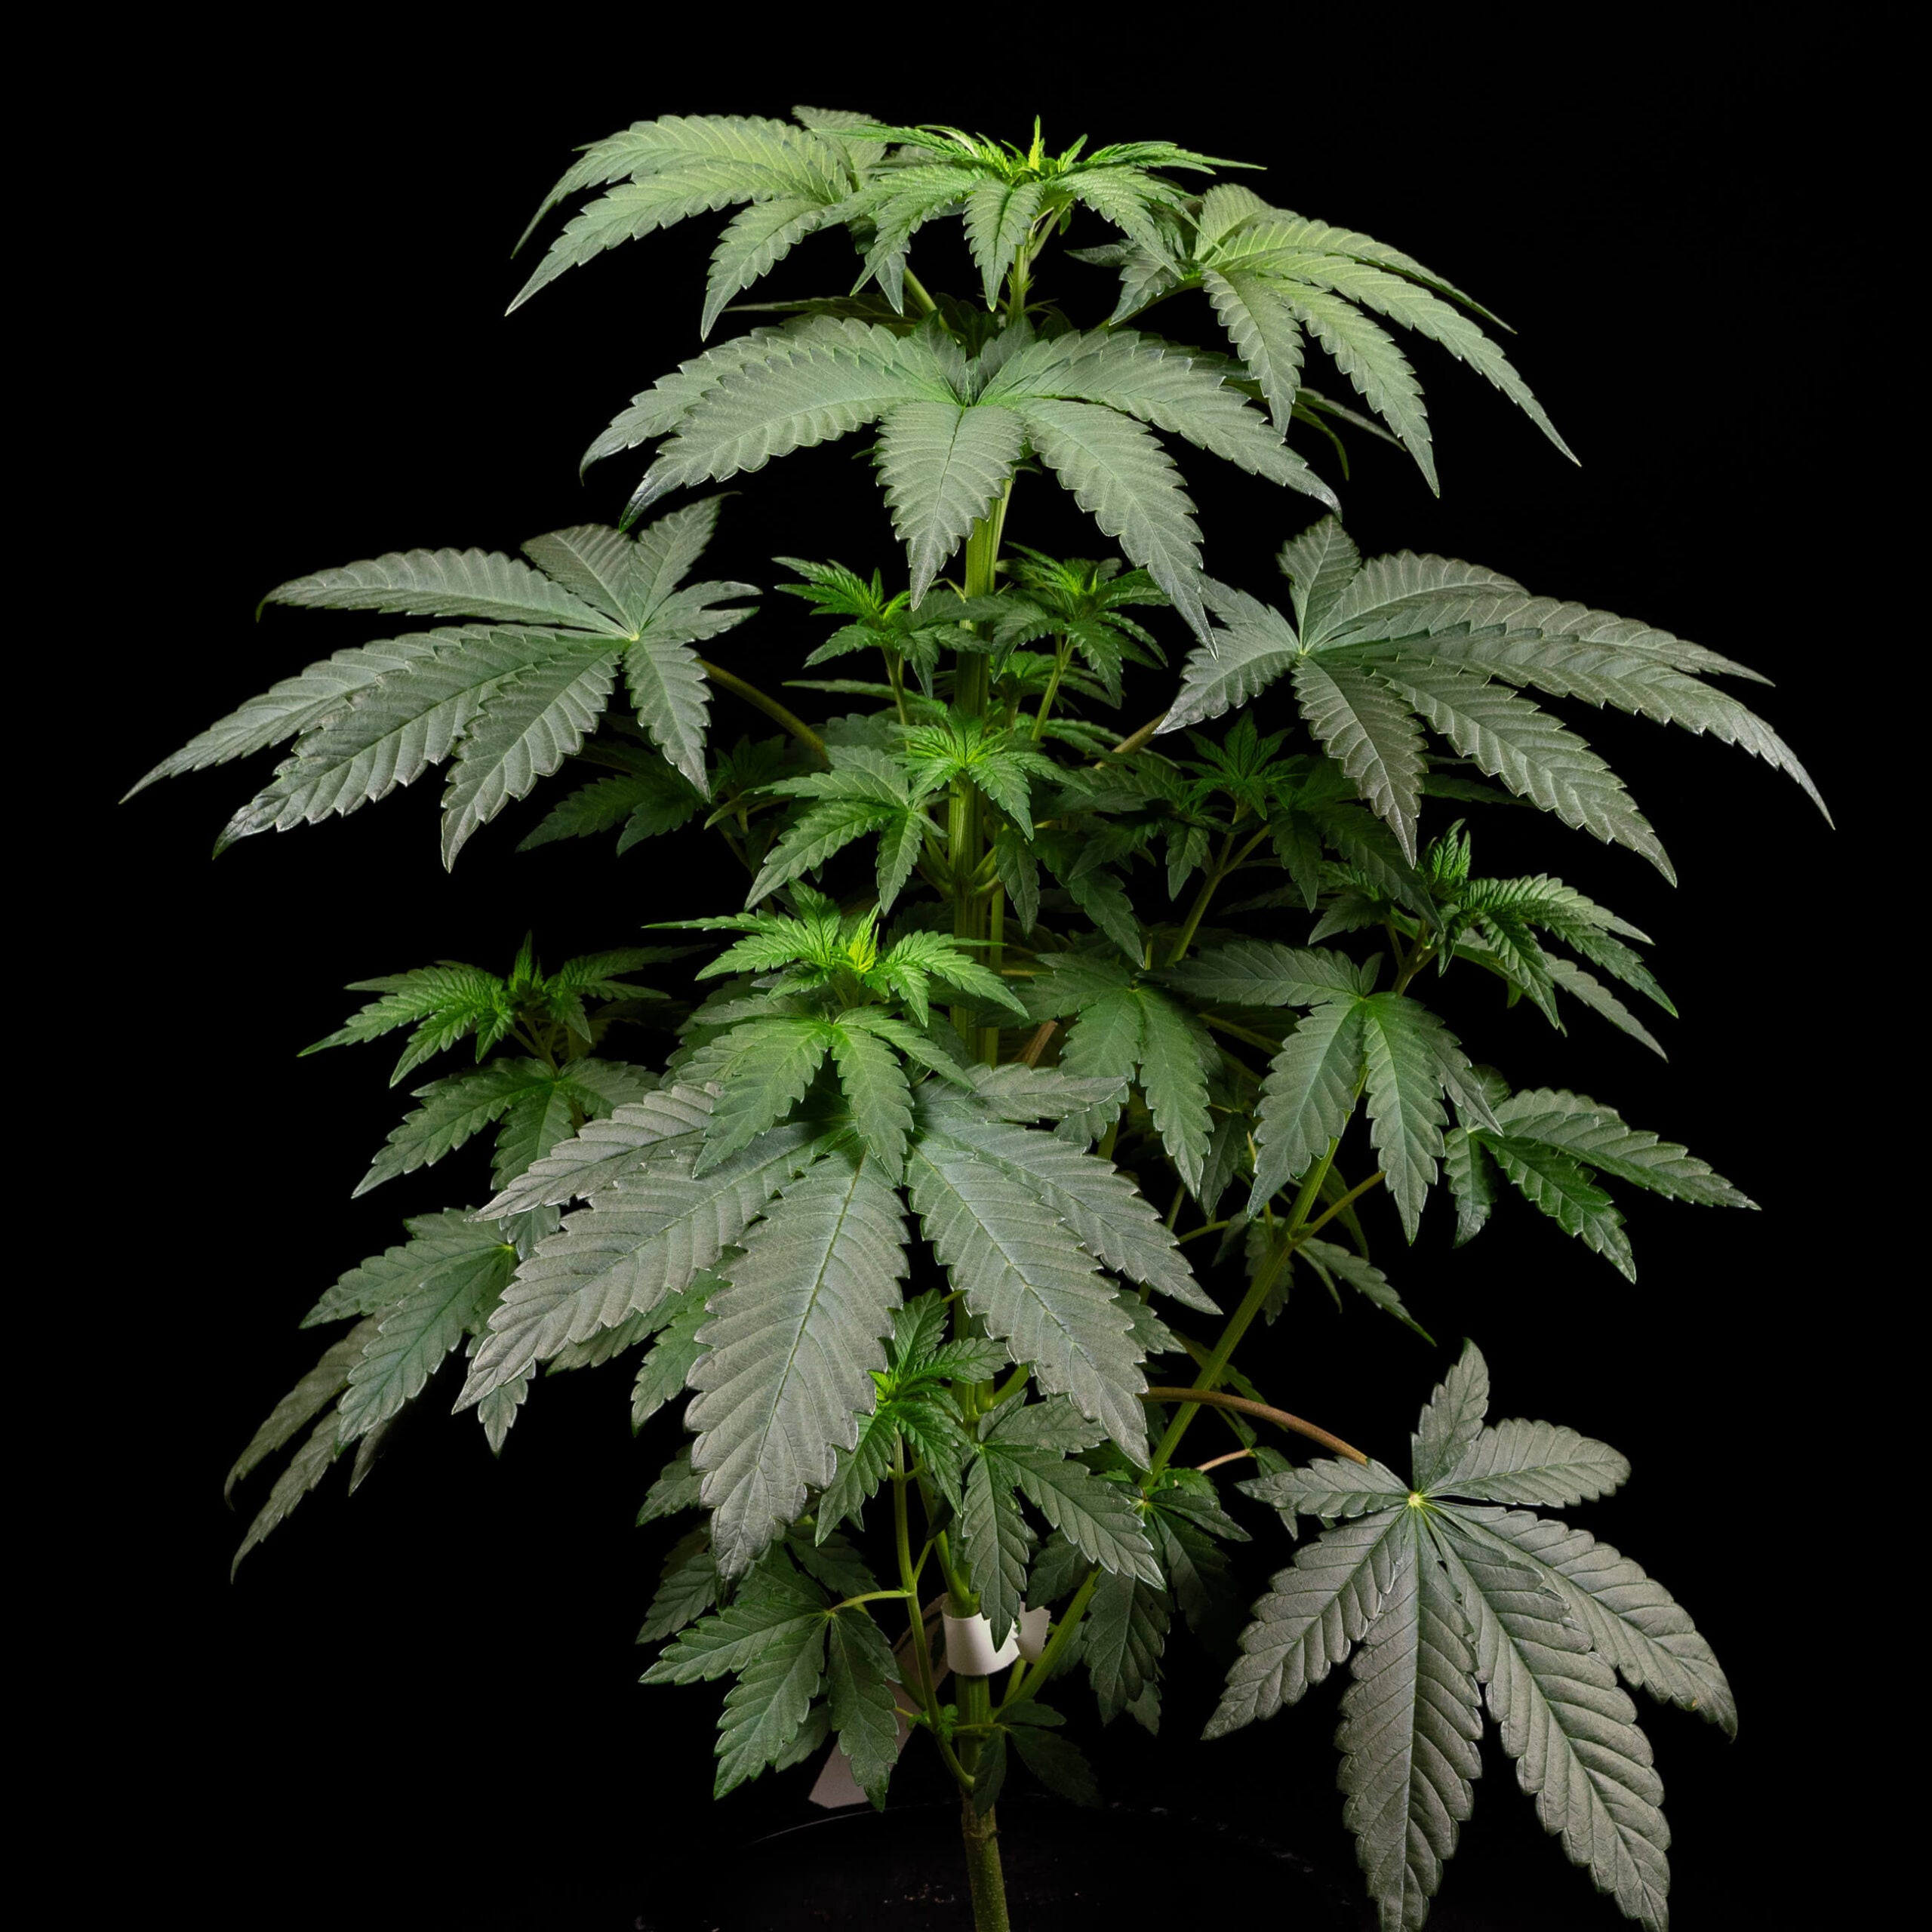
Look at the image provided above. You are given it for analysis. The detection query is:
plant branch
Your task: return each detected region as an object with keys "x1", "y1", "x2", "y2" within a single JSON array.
[
  {"x1": 697, "y1": 660, "x2": 827, "y2": 763},
  {"x1": 1140, "y1": 1387, "x2": 1369, "y2": 1465}
]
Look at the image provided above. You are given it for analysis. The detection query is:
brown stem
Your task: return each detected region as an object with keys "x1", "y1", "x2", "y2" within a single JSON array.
[
  {"x1": 1139, "y1": 1386, "x2": 1369, "y2": 1465},
  {"x1": 1018, "y1": 1020, "x2": 1058, "y2": 1067},
  {"x1": 1194, "y1": 1448, "x2": 1255, "y2": 1474}
]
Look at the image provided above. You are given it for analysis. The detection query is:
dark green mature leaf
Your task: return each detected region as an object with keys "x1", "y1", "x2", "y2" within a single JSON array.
[
  {"x1": 825, "y1": 1609, "x2": 904, "y2": 1806},
  {"x1": 225, "y1": 1324, "x2": 373, "y2": 1501},
  {"x1": 1207, "y1": 1507, "x2": 1408, "y2": 1737},
  {"x1": 907, "y1": 1130, "x2": 1148, "y2": 1460},
  {"x1": 639, "y1": 1529, "x2": 721, "y2": 1642},
  {"x1": 631, "y1": 1281, "x2": 716, "y2": 1429},
  {"x1": 1437, "y1": 1539, "x2": 1670, "y2": 1930},
  {"x1": 1250, "y1": 1000, "x2": 1364, "y2": 1210},
  {"x1": 961, "y1": 1452, "x2": 1036, "y2": 1647},
  {"x1": 337, "y1": 1231, "x2": 518, "y2": 1444},
  {"x1": 458, "y1": 1125, "x2": 819, "y2": 1404},
  {"x1": 688, "y1": 1152, "x2": 908, "y2": 1577},
  {"x1": 1438, "y1": 1505, "x2": 1735, "y2": 1737},
  {"x1": 1336, "y1": 1517, "x2": 1482, "y2": 1931},
  {"x1": 919, "y1": 1089, "x2": 1214, "y2": 1312},
  {"x1": 231, "y1": 1409, "x2": 347, "y2": 1579},
  {"x1": 1082, "y1": 1566, "x2": 1171, "y2": 1726}
]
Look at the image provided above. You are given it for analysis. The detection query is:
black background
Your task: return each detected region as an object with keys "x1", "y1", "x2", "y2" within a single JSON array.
[{"x1": 59, "y1": 24, "x2": 1897, "y2": 1932}]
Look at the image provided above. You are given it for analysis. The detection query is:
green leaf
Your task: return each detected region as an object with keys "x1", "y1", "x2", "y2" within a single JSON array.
[
  {"x1": 480, "y1": 1085, "x2": 717, "y2": 1214},
  {"x1": 1017, "y1": 398, "x2": 1208, "y2": 642},
  {"x1": 688, "y1": 1152, "x2": 908, "y2": 1577},
  {"x1": 1360, "y1": 994, "x2": 1486, "y2": 1242},
  {"x1": 961, "y1": 1451, "x2": 1036, "y2": 1648},
  {"x1": 625, "y1": 630, "x2": 715, "y2": 795},
  {"x1": 1008, "y1": 1721, "x2": 1100, "y2": 1806},
  {"x1": 643, "y1": 1563, "x2": 828, "y2": 1681},
  {"x1": 1298, "y1": 1238, "x2": 1432, "y2": 1341},
  {"x1": 130, "y1": 636, "x2": 441, "y2": 795},
  {"x1": 698, "y1": 1018, "x2": 838, "y2": 1171},
  {"x1": 746, "y1": 797, "x2": 899, "y2": 906},
  {"x1": 219, "y1": 627, "x2": 571, "y2": 848},
  {"x1": 1485, "y1": 1135, "x2": 1635, "y2": 1280},
  {"x1": 337, "y1": 1233, "x2": 517, "y2": 1444},
  {"x1": 225, "y1": 1325, "x2": 371, "y2": 1501},
  {"x1": 1201, "y1": 266, "x2": 1305, "y2": 429},
  {"x1": 1206, "y1": 1507, "x2": 1407, "y2": 1738},
  {"x1": 917, "y1": 1089, "x2": 1214, "y2": 1312},
  {"x1": 1369, "y1": 659, "x2": 1668, "y2": 877},
  {"x1": 1335, "y1": 1518, "x2": 1482, "y2": 1931},
  {"x1": 906, "y1": 1129, "x2": 1148, "y2": 1460},
  {"x1": 459, "y1": 1124, "x2": 818, "y2": 1403},
  {"x1": 231, "y1": 1408, "x2": 346, "y2": 1578},
  {"x1": 1170, "y1": 940, "x2": 1368, "y2": 1010},
  {"x1": 993, "y1": 1448, "x2": 1160, "y2": 1583},
  {"x1": 639, "y1": 1528, "x2": 721, "y2": 1642},
  {"x1": 1291, "y1": 660, "x2": 1426, "y2": 863},
  {"x1": 875, "y1": 401, "x2": 1026, "y2": 603},
  {"x1": 631, "y1": 318, "x2": 937, "y2": 513},
  {"x1": 264, "y1": 546, "x2": 620, "y2": 632},
  {"x1": 1279, "y1": 283, "x2": 1435, "y2": 491},
  {"x1": 1240, "y1": 1457, "x2": 1411, "y2": 1531},
  {"x1": 1411, "y1": 1340, "x2": 1491, "y2": 1491},
  {"x1": 1441, "y1": 1128, "x2": 1498, "y2": 1247},
  {"x1": 1436, "y1": 1418, "x2": 1630, "y2": 1509},
  {"x1": 630, "y1": 1281, "x2": 716, "y2": 1429},
  {"x1": 1159, "y1": 581, "x2": 1300, "y2": 734},
  {"x1": 1438, "y1": 1505, "x2": 1736, "y2": 1737},
  {"x1": 1436, "y1": 1537, "x2": 1669, "y2": 1930},
  {"x1": 1489, "y1": 1090, "x2": 1750, "y2": 1208},
  {"x1": 1134, "y1": 988, "x2": 1214, "y2": 1196},
  {"x1": 825, "y1": 1610, "x2": 903, "y2": 1806},
  {"x1": 1278, "y1": 515, "x2": 1362, "y2": 635},
  {"x1": 355, "y1": 1060, "x2": 555, "y2": 1196},
  {"x1": 1250, "y1": 1000, "x2": 1364, "y2": 1211},
  {"x1": 1082, "y1": 1566, "x2": 1171, "y2": 1726},
  {"x1": 964, "y1": 176, "x2": 1046, "y2": 305}
]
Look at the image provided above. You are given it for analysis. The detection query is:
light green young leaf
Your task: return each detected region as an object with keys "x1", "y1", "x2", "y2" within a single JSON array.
[{"x1": 829, "y1": 1021, "x2": 915, "y2": 1177}]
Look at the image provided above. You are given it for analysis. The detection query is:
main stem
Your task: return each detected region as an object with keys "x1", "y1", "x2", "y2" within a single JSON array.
[
  {"x1": 950, "y1": 494, "x2": 1011, "y2": 1063},
  {"x1": 948, "y1": 498, "x2": 1014, "y2": 1932}
]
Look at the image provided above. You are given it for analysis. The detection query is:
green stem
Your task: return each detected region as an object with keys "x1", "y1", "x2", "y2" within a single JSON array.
[
  {"x1": 1143, "y1": 1131, "x2": 1346, "y2": 1483},
  {"x1": 696, "y1": 660, "x2": 828, "y2": 763},
  {"x1": 1112, "y1": 712, "x2": 1166, "y2": 757},
  {"x1": 998, "y1": 1568, "x2": 1099, "y2": 1709},
  {"x1": 825, "y1": 1588, "x2": 912, "y2": 1616},
  {"x1": 892, "y1": 1438, "x2": 945, "y2": 1737},
  {"x1": 902, "y1": 267, "x2": 939, "y2": 315},
  {"x1": 959, "y1": 1797, "x2": 1012, "y2": 1932}
]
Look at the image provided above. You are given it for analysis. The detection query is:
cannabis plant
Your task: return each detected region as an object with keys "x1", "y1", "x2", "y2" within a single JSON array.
[{"x1": 144, "y1": 111, "x2": 1822, "y2": 1930}]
